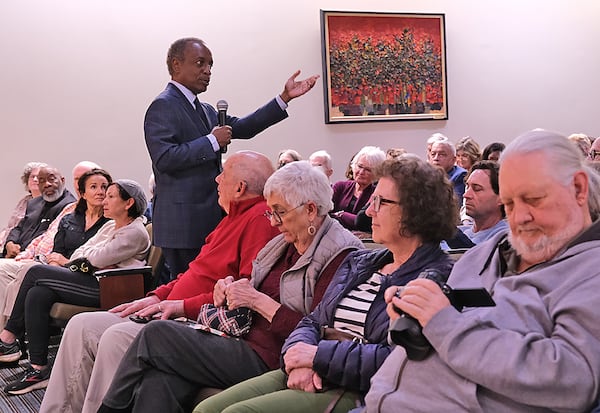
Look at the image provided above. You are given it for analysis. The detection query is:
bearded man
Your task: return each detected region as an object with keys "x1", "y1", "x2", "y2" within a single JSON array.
[
  {"x1": 363, "y1": 130, "x2": 600, "y2": 412},
  {"x1": 2, "y1": 166, "x2": 75, "y2": 258}
]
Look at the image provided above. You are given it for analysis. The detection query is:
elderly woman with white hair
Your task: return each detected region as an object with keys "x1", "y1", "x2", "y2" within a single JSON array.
[
  {"x1": 331, "y1": 145, "x2": 386, "y2": 230},
  {"x1": 95, "y1": 161, "x2": 364, "y2": 413}
]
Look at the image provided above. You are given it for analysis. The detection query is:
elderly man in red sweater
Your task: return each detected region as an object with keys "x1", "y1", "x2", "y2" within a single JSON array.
[{"x1": 39, "y1": 150, "x2": 279, "y2": 413}]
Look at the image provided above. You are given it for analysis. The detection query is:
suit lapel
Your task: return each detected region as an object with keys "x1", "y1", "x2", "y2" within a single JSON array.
[{"x1": 166, "y1": 84, "x2": 211, "y2": 132}]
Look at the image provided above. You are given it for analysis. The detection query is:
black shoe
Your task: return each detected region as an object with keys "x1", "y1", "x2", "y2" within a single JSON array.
[
  {"x1": 0, "y1": 339, "x2": 21, "y2": 363},
  {"x1": 4, "y1": 365, "x2": 51, "y2": 395}
]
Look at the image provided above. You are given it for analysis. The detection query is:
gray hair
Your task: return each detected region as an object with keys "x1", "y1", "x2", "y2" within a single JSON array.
[
  {"x1": 567, "y1": 133, "x2": 592, "y2": 157},
  {"x1": 264, "y1": 160, "x2": 333, "y2": 216},
  {"x1": 432, "y1": 140, "x2": 457, "y2": 156},
  {"x1": 20, "y1": 161, "x2": 47, "y2": 191},
  {"x1": 309, "y1": 150, "x2": 333, "y2": 169},
  {"x1": 351, "y1": 146, "x2": 386, "y2": 169},
  {"x1": 426, "y1": 133, "x2": 449, "y2": 146},
  {"x1": 501, "y1": 129, "x2": 600, "y2": 221}
]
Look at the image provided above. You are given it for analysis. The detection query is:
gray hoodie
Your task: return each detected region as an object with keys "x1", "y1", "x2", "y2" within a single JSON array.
[{"x1": 365, "y1": 220, "x2": 600, "y2": 412}]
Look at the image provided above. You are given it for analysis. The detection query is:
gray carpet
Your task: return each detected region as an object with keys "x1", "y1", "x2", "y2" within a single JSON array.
[{"x1": 0, "y1": 344, "x2": 58, "y2": 413}]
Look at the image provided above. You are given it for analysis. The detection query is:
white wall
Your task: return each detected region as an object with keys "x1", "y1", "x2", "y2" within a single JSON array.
[{"x1": 1, "y1": 0, "x2": 599, "y2": 221}]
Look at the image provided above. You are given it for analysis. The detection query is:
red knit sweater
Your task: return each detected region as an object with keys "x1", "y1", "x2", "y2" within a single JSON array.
[{"x1": 150, "y1": 196, "x2": 279, "y2": 319}]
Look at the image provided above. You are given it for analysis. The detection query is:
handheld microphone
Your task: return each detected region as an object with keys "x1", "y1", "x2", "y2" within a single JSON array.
[{"x1": 216, "y1": 100, "x2": 228, "y2": 153}]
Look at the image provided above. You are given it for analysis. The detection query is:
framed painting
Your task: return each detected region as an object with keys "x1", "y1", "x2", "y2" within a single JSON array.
[{"x1": 320, "y1": 10, "x2": 448, "y2": 123}]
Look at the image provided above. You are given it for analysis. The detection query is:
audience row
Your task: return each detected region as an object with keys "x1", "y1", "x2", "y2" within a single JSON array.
[{"x1": 0, "y1": 129, "x2": 599, "y2": 412}]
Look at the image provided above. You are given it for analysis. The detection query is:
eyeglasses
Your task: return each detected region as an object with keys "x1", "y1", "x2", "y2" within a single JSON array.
[
  {"x1": 371, "y1": 195, "x2": 401, "y2": 212},
  {"x1": 264, "y1": 204, "x2": 304, "y2": 224},
  {"x1": 354, "y1": 163, "x2": 373, "y2": 174},
  {"x1": 589, "y1": 150, "x2": 600, "y2": 159}
]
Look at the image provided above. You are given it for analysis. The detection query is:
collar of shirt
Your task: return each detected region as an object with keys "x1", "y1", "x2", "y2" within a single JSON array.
[{"x1": 170, "y1": 80, "x2": 197, "y2": 109}]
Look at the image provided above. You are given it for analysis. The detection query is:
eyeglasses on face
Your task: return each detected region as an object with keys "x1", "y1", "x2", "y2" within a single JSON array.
[
  {"x1": 371, "y1": 195, "x2": 401, "y2": 212},
  {"x1": 589, "y1": 150, "x2": 600, "y2": 159},
  {"x1": 264, "y1": 203, "x2": 305, "y2": 224},
  {"x1": 353, "y1": 163, "x2": 373, "y2": 174}
]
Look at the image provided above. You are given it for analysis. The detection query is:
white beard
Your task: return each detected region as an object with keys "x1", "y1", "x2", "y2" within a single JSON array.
[
  {"x1": 508, "y1": 222, "x2": 581, "y2": 266},
  {"x1": 42, "y1": 186, "x2": 65, "y2": 203}
]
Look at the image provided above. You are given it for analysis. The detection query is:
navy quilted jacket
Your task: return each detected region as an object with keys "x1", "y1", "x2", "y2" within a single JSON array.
[{"x1": 281, "y1": 242, "x2": 454, "y2": 393}]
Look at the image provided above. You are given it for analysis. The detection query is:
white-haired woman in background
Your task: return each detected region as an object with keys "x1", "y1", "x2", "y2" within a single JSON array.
[{"x1": 331, "y1": 146, "x2": 385, "y2": 230}]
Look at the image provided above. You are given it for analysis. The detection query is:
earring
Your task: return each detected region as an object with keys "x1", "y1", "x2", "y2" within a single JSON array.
[{"x1": 307, "y1": 222, "x2": 316, "y2": 236}]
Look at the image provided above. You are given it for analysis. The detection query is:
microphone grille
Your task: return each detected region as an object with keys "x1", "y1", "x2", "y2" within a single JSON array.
[{"x1": 216, "y1": 100, "x2": 228, "y2": 110}]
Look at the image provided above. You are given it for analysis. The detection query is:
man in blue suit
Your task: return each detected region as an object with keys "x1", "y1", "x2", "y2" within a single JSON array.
[{"x1": 145, "y1": 37, "x2": 318, "y2": 281}]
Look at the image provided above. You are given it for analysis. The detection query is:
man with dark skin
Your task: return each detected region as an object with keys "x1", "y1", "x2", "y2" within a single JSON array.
[
  {"x1": 146, "y1": 37, "x2": 319, "y2": 281},
  {"x1": 3, "y1": 166, "x2": 75, "y2": 258}
]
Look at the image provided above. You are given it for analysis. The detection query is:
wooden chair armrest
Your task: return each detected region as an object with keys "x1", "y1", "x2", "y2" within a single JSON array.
[{"x1": 95, "y1": 266, "x2": 153, "y2": 278}]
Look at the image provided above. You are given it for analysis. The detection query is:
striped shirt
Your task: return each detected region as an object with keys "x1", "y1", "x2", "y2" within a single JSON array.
[{"x1": 332, "y1": 271, "x2": 383, "y2": 339}]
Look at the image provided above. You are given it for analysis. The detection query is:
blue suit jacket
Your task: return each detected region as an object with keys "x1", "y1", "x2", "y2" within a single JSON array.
[{"x1": 145, "y1": 83, "x2": 287, "y2": 249}]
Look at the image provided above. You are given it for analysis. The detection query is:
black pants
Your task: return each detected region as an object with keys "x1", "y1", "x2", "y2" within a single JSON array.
[
  {"x1": 160, "y1": 248, "x2": 200, "y2": 283},
  {"x1": 102, "y1": 320, "x2": 269, "y2": 413},
  {"x1": 4, "y1": 265, "x2": 100, "y2": 365}
]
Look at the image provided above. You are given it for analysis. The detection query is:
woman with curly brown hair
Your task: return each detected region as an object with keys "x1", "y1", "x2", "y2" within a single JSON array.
[{"x1": 194, "y1": 155, "x2": 458, "y2": 413}]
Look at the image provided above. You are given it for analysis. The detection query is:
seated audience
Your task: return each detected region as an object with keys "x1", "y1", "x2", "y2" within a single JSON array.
[
  {"x1": 458, "y1": 160, "x2": 508, "y2": 244},
  {"x1": 15, "y1": 161, "x2": 102, "y2": 263},
  {"x1": 568, "y1": 132, "x2": 592, "y2": 158},
  {"x1": 332, "y1": 146, "x2": 385, "y2": 230},
  {"x1": 0, "y1": 162, "x2": 101, "y2": 323},
  {"x1": 363, "y1": 130, "x2": 600, "y2": 412},
  {"x1": 455, "y1": 136, "x2": 481, "y2": 171},
  {"x1": 277, "y1": 149, "x2": 302, "y2": 169},
  {"x1": 95, "y1": 161, "x2": 363, "y2": 412},
  {"x1": 308, "y1": 150, "x2": 333, "y2": 180},
  {"x1": 429, "y1": 140, "x2": 467, "y2": 205},
  {"x1": 481, "y1": 141, "x2": 505, "y2": 161},
  {"x1": 194, "y1": 156, "x2": 457, "y2": 413},
  {"x1": 0, "y1": 168, "x2": 111, "y2": 327},
  {"x1": 0, "y1": 179, "x2": 151, "y2": 395},
  {"x1": 2, "y1": 166, "x2": 76, "y2": 258},
  {"x1": 0, "y1": 162, "x2": 46, "y2": 252},
  {"x1": 39, "y1": 150, "x2": 280, "y2": 413}
]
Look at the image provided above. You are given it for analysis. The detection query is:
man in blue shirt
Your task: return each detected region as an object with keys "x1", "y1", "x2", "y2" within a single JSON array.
[
  {"x1": 429, "y1": 140, "x2": 467, "y2": 205},
  {"x1": 459, "y1": 160, "x2": 508, "y2": 244}
]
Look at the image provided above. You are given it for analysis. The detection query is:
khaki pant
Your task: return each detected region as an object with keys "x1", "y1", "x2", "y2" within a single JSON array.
[
  {"x1": 0, "y1": 259, "x2": 38, "y2": 327},
  {"x1": 39, "y1": 311, "x2": 144, "y2": 413}
]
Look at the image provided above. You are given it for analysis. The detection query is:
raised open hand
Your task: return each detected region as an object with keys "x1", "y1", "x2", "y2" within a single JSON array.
[{"x1": 280, "y1": 70, "x2": 320, "y2": 103}]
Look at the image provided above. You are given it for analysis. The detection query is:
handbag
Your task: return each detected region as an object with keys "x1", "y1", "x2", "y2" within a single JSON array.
[
  {"x1": 197, "y1": 304, "x2": 253, "y2": 337},
  {"x1": 66, "y1": 257, "x2": 97, "y2": 275}
]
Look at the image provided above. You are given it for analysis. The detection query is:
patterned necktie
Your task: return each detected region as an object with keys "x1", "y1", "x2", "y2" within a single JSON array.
[{"x1": 193, "y1": 97, "x2": 209, "y2": 127}]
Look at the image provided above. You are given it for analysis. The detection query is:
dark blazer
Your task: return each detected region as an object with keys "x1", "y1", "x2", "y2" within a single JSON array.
[
  {"x1": 4, "y1": 190, "x2": 76, "y2": 254},
  {"x1": 145, "y1": 83, "x2": 288, "y2": 249}
]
